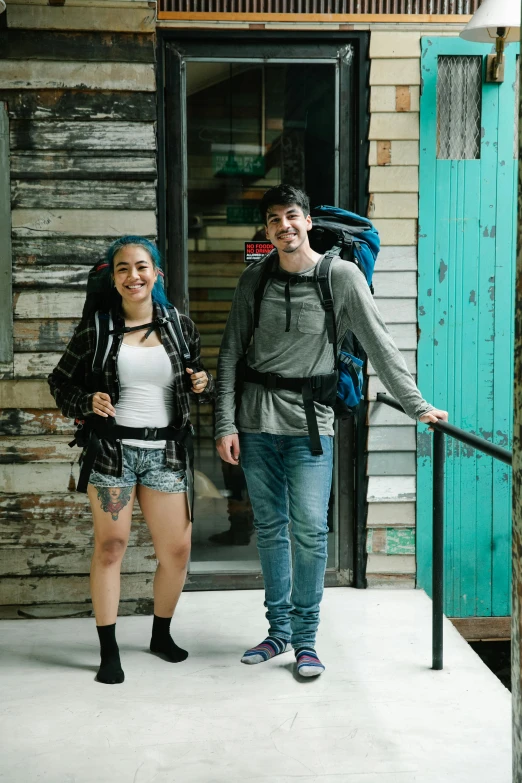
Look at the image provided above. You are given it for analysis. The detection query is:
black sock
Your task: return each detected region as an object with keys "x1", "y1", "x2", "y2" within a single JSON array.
[
  {"x1": 96, "y1": 623, "x2": 124, "y2": 684},
  {"x1": 150, "y1": 614, "x2": 188, "y2": 662}
]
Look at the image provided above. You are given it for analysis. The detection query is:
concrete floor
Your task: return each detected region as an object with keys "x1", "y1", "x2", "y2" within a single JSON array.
[{"x1": 0, "y1": 588, "x2": 512, "y2": 783}]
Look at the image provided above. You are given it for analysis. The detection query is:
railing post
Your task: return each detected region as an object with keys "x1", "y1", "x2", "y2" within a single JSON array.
[{"x1": 432, "y1": 428, "x2": 445, "y2": 670}]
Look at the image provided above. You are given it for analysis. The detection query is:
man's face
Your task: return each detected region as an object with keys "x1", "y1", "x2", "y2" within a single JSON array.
[{"x1": 264, "y1": 203, "x2": 312, "y2": 254}]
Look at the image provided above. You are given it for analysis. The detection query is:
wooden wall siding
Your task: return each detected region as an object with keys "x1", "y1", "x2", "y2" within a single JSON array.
[
  {"x1": 366, "y1": 31, "x2": 422, "y2": 588},
  {"x1": 0, "y1": 103, "x2": 13, "y2": 373},
  {"x1": 0, "y1": 24, "x2": 158, "y2": 618},
  {"x1": 5, "y1": 2, "x2": 157, "y2": 34}
]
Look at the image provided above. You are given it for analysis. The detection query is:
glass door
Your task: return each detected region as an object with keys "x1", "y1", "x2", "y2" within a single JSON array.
[{"x1": 161, "y1": 36, "x2": 363, "y2": 586}]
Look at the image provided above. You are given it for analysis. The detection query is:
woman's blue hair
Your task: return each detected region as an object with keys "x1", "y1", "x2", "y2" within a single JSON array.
[{"x1": 105, "y1": 236, "x2": 171, "y2": 308}]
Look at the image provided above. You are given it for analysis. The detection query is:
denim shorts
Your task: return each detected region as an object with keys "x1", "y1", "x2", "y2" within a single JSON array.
[{"x1": 89, "y1": 445, "x2": 187, "y2": 494}]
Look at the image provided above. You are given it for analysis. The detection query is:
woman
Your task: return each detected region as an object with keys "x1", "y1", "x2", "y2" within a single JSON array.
[{"x1": 48, "y1": 236, "x2": 214, "y2": 685}]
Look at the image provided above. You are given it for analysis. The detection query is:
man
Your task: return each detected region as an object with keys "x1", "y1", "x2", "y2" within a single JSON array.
[{"x1": 215, "y1": 184, "x2": 447, "y2": 677}]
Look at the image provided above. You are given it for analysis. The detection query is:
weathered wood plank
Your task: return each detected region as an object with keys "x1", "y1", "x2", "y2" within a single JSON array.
[
  {"x1": 14, "y1": 353, "x2": 63, "y2": 379},
  {"x1": 13, "y1": 320, "x2": 77, "y2": 352},
  {"x1": 368, "y1": 400, "x2": 412, "y2": 426},
  {"x1": 0, "y1": 514, "x2": 148, "y2": 548},
  {"x1": 367, "y1": 451, "x2": 416, "y2": 476},
  {"x1": 0, "y1": 102, "x2": 13, "y2": 365},
  {"x1": 11, "y1": 180, "x2": 156, "y2": 210},
  {"x1": 366, "y1": 527, "x2": 415, "y2": 555},
  {"x1": 366, "y1": 574, "x2": 415, "y2": 589},
  {"x1": 377, "y1": 245, "x2": 417, "y2": 271},
  {"x1": 0, "y1": 492, "x2": 90, "y2": 521},
  {"x1": 0, "y1": 572, "x2": 155, "y2": 606},
  {"x1": 0, "y1": 380, "x2": 56, "y2": 409},
  {"x1": 373, "y1": 271, "x2": 416, "y2": 298},
  {"x1": 0, "y1": 361, "x2": 14, "y2": 381},
  {"x1": 11, "y1": 151, "x2": 156, "y2": 181},
  {"x1": 0, "y1": 62, "x2": 155, "y2": 92},
  {"x1": 0, "y1": 89, "x2": 156, "y2": 122},
  {"x1": 367, "y1": 501, "x2": 416, "y2": 527},
  {"x1": 14, "y1": 291, "x2": 85, "y2": 318},
  {"x1": 10, "y1": 121, "x2": 155, "y2": 151},
  {"x1": 0, "y1": 545, "x2": 157, "y2": 577},
  {"x1": 373, "y1": 298, "x2": 416, "y2": 323},
  {"x1": 367, "y1": 375, "x2": 417, "y2": 402},
  {"x1": 13, "y1": 236, "x2": 149, "y2": 266},
  {"x1": 368, "y1": 425, "x2": 416, "y2": 451},
  {"x1": 367, "y1": 475, "x2": 416, "y2": 503},
  {"x1": 14, "y1": 266, "x2": 87, "y2": 289},
  {"x1": 0, "y1": 461, "x2": 80, "y2": 492},
  {"x1": 366, "y1": 554, "x2": 416, "y2": 574},
  {"x1": 0, "y1": 30, "x2": 155, "y2": 63},
  {"x1": 0, "y1": 408, "x2": 72, "y2": 436},
  {"x1": 6, "y1": 5, "x2": 156, "y2": 34},
  {"x1": 0, "y1": 436, "x2": 75, "y2": 463},
  {"x1": 12, "y1": 210, "x2": 157, "y2": 238}
]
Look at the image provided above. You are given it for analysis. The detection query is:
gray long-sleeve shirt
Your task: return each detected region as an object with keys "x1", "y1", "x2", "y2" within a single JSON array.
[{"x1": 215, "y1": 256, "x2": 433, "y2": 439}]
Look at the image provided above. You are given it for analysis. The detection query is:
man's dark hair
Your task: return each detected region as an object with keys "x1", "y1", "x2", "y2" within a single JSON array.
[{"x1": 259, "y1": 184, "x2": 310, "y2": 225}]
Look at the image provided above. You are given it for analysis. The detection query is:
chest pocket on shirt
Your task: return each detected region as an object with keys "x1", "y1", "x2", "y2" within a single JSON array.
[{"x1": 297, "y1": 304, "x2": 326, "y2": 335}]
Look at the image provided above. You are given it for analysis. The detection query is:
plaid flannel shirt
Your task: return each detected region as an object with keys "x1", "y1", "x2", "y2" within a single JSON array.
[{"x1": 48, "y1": 302, "x2": 215, "y2": 477}]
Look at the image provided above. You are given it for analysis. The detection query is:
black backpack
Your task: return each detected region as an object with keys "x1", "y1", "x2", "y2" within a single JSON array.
[
  {"x1": 82, "y1": 260, "x2": 191, "y2": 392},
  {"x1": 70, "y1": 260, "x2": 194, "y2": 494}
]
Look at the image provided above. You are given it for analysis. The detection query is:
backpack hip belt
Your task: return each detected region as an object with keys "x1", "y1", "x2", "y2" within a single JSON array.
[
  {"x1": 243, "y1": 365, "x2": 337, "y2": 456},
  {"x1": 73, "y1": 418, "x2": 194, "y2": 494}
]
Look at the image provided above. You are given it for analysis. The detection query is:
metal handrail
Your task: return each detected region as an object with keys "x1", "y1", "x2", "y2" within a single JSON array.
[{"x1": 375, "y1": 392, "x2": 513, "y2": 670}]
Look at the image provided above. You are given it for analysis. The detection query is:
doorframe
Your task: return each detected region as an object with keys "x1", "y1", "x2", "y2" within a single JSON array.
[{"x1": 156, "y1": 29, "x2": 370, "y2": 590}]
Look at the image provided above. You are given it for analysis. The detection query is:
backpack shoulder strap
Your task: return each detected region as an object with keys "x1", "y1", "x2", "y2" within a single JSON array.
[
  {"x1": 253, "y1": 251, "x2": 278, "y2": 329},
  {"x1": 161, "y1": 305, "x2": 192, "y2": 370},
  {"x1": 315, "y1": 250, "x2": 337, "y2": 346},
  {"x1": 92, "y1": 311, "x2": 114, "y2": 385}
]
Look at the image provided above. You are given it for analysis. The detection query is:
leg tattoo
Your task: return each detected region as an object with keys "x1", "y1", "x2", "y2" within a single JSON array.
[{"x1": 96, "y1": 486, "x2": 133, "y2": 521}]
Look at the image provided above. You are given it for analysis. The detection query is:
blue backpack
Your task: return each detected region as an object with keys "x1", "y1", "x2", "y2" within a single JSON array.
[
  {"x1": 246, "y1": 206, "x2": 380, "y2": 456},
  {"x1": 309, "y1": 205, "x2": 380, "y2": 414}
]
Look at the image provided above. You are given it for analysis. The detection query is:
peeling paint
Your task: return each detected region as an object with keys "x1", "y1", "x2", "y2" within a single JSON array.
[
  {"x1": 469, "y1": 290, "x2": 477, "y2": 305},
  {"x1": 439, "y1": 318, "x2": 444, "y2": 326},
  {"x1": 434, "y1": 339, "x2": 438, "y2": 346},
  {"x1": 491, "y1": 226, "x2": 496, "y2": 238},
  {"x1": 496, "y1": 431, "x2": 509, "y2": 447},
  {"x1": 439, "y1": 259, "x2": 448, "y2": 283},
  {"x1": 483, "y1": 226, "x2": 489, "y2": 238},
  {"x1": 417, "y1": 430, "x2": 432, "y2": 457},
  {"x1": 427, "y1": 289, "x2": 432, "y2": 297},
  {"x1": 419, "y1": 305, "x2": 426, "y2": 316}
]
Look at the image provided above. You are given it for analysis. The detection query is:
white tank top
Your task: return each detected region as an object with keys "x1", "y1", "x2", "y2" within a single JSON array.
[{"x1": 114, "y1": 343, "x2": 175, "y2": 449}]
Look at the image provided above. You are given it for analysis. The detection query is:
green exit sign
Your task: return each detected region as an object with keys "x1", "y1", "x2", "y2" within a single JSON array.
[{"x1": 212, "y1": 145, "x2": 265, "y2": 177}]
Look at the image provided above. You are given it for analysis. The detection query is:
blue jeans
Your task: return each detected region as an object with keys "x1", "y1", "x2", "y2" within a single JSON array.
[{"x1": 239, "y1": 433, "x2": 334, "y2": 650}]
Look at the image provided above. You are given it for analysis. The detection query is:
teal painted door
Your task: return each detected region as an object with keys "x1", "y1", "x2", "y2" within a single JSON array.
[{"x1": 417, "y1": 37, "x2": 518, "y2": 618}]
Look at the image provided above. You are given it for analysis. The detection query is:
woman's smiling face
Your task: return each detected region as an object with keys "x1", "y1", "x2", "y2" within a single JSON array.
[{"x1": 112, "y1": 245, "x2": 158, "y2": 307}]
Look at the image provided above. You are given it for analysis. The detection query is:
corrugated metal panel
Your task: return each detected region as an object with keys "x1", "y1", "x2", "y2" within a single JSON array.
[{"x1": 160, "y1": 0, "x2": 480, "y2": 13}]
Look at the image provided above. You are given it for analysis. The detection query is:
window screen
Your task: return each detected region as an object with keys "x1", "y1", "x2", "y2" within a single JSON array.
[{"x1": 437, "y1": 55, "x2": 482, "y2": 160}]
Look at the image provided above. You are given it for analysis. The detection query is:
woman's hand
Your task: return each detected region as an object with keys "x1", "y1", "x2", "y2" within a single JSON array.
[
  {"x1": 92, "y1": 391, "x2": 116, "y2": 417},
  {"x1": 186, "y1": 368, "x2": 208, "y2": 394}
]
